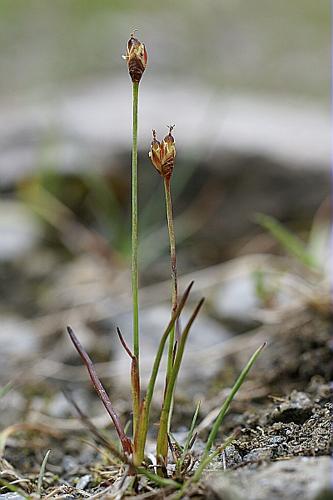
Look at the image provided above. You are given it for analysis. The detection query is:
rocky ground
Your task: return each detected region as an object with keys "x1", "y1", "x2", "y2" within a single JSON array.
[{"x1": 0, "y1": 247, "x2": 331, "y2": 499}]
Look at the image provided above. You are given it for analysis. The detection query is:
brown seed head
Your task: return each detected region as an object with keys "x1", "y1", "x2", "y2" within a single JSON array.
[
  {"x1": 123, "y1": 31, "x2": 147, "y2": 83},
  {"x1": 149, "y1": 129, "x2": 163, "y2": 174},
  {"x1": 148, "y1": 126, "x2": 176, "y2": 179}
]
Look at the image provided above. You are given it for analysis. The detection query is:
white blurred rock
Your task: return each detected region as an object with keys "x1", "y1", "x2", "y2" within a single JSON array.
[
  {"x1": 0, "y1": 81, "x2": 329, "y2": 185},
  {"x1": 206, "y1": 456, "x2": 332, "y2": 500},
  {"x1": 0, "y1": 200, "x2": 41, "y2": 261}
]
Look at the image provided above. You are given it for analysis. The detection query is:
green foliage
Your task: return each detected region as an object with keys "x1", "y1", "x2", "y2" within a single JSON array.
[
  {"x1": 0, "y1": 383, "x2": 12, "y2": 399},
  {"x1": 255, "y1": 213, "x2": 320, "y2": 270}
]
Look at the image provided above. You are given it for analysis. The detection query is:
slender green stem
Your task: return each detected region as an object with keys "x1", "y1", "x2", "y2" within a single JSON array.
[
  {"x1": 132, "y1": 81, "x2": 139, "y2": 359},
  {"x1": 131, "y1": 81, "x2": 140, "y2": 438},
  {"x1": 164, "y1": 177, "x2": 178, "y2": 382},
  {"x1": 164, "y1": 176, "x2": 178, "y2": 319},
  {"x1": 164, "y1": 176, "x2": 178, "y2": 434}
]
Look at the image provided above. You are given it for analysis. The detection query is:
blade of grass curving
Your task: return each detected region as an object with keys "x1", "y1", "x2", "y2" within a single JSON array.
[
  {"x1": 67, "y1": 326, "x2": 132, "y2": 455},
  {"x1": 177, "y1": 400, "x2": 201, "y2": 474},
  {"x1": 0, "y1": 382, "x2": 13, "y2": 399},
  {"x1": 0, "y1": 479, "x2": 30, "y2": 499},
  {"x1": 192, "y1": 430, "x2": 240, "y2": 483},
  {"x1": 136, "y1": 467, "x2": 181, "y2": 490},
  {"x1": 174, "y1": 432, "x2": 239, "y2": 499},
  {"x1": 37, "y1": 449, "x2": 51, "y2": 498},
  {"x1": 116, "y1": 327, "x2": 134, "y2": 358},
  {"x1": 255, "y1": 213, "x2": 318, "y2": 270},
  {"x1": 201, "y1": 342, "x2": 266, "y2": 463},
  {"x1": 133, "y1": 281, "x2": 194, "y2": 465},
  {"x1": 156, "y1": 298, "x2": 205, "y2": 468}
]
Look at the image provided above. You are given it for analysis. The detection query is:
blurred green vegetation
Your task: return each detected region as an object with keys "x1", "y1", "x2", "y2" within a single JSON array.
[{"x1": 19, "y1": 156, "x2": 203, "y2": 274}]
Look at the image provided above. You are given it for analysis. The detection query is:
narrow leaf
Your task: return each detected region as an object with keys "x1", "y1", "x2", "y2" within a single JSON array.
[
  {"x1": 134, "y1": 281, "x2": 194, "y2": 463},
  {"x1": 201, "y1": 343, "x2": 266, "y2": 461},
  {"x1": 255, "y1": 213, "x2": 318, "y2": 269},
  {"x1": 67, "y1": 326, "x2": 132, "y2": 454},
  {"x1": 0, "y1": 382, "x2": 12, "y2": 399},
  {"x1": 37, "y1": 449, "x2": 51, "y2": 498},
  {"x1": 117, "y1": 327, "x2": 134, "y2": 359},
  {"x1": 116, "y1": 327, "x2": 141, "y2": 438},
  {"x1": 192, "y1": 430, "x2": 239, "y2": 483},
  {"x1": 178, "y1": 400, "x2": 201, "y2": 472},
  {"x1": 156, "y1": 298, "x2": 205, "y2": 464}
]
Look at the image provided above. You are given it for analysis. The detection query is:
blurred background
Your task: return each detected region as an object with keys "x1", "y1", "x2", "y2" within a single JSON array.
[{"x1": 0, "y1": 0, "x2": 330, "y2": 443}]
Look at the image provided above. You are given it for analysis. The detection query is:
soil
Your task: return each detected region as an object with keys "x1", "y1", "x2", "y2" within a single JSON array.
[{"x1": 201, "y1": 309, "x2": 332, "y2": 499}]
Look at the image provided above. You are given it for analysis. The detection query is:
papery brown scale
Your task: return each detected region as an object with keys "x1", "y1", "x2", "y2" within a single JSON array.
[
  {"x1": 149, "y1": 135, "x2": 163, "y2": 174},
  {"x1": 161, "y1": 155, "x2": 175, "y2": 179},
  {"x1": 150, "y1": 149, "x2": 162, "y2": 174},
  {"x1": 148, "y1": 128, "x2": 176, "y2": 178},
  {"x1": 125, "y1": 35, "x2": 147, "y2": 83}
]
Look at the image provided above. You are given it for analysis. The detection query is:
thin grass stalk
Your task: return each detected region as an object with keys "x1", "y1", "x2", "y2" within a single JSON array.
[
  {"x1": 164, "y1": 175, "x2": 178, "y2": 351},
  {"x1": 37, "y1": 449, "x2": 51, "y2": 498},
  {"x1": 131, "y1": 80, "x2": 140, "y2": 437},
  {"x1": 177, "y1": 400, "x2": 201, "y2": 474},
  {"x1": 174, "y1": 433, "x2": 238, "y2": 500},
  {"x1": 156, "y1": 298, "x2": 205, "y2": 469},
  {"x1": 133, "y1": 282, "x2": 194, "y2": 465},
  {"x1": 163, "y1": 176, "x2": 179, "y2": 440},
  {"x1": 200, "y1": 342, "x2": 266, "y2": 463}
]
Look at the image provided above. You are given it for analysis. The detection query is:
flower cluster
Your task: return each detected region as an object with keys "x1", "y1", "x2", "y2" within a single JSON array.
[
  {"x1": 148, "y1": 126, "x2": 176, "y2": 179},
  {"x1": 123, "y1": 31, "x2": 148, "y2": 83}
]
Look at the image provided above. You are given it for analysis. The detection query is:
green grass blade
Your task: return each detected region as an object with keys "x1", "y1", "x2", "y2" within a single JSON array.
[
  {"x1": 173, "y1": 432, "x2": 238, "y2": 499},
  {"x1": 0, "y1": 479, "x2": 31, "y2": 499},
  {"x1": 255, "y1": 213, "x2": 318, "y2": 270},
  {"x1": 192, "y1": 431, "x2": 238, "y2": 483},
  {"x1": 133, "y1": 281, "x2": 194, "y2": 464},
  {"x1": 178, "y1": 400, "x2": 201, "y2": 472},
  {"x1": 0, "y1": 382, "x2": 12, "y2": 399},
  {"x1": 156, "y1": 298, "x2": 205, "y2": 465},
  {"x1": 37, "y1": 449, "x2": 51, "y2": 498},
  {"x1": 202, "y1": 342, "x2": 266, "y2": 460},
  {"x1": 136, "y1": 467, "x2": 181, "y2": 489}
]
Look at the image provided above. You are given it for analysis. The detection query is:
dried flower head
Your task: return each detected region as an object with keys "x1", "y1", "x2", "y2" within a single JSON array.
[
  {"x1": 123, "y1": 31, "x2": 147, "y2": 83},
  {"x1": 149, "y1": 126, "x2": 176, "y2": 179}
]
